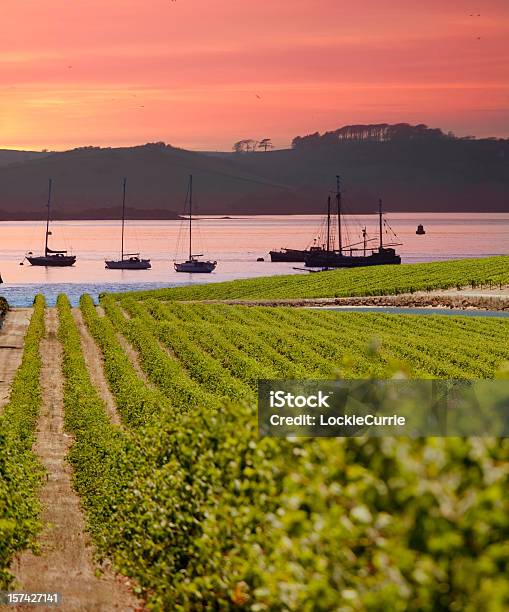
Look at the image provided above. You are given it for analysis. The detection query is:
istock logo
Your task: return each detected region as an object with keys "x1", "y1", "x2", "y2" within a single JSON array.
[{"x1": 269, "y1": 390, "x2": 332, "y2": 408}]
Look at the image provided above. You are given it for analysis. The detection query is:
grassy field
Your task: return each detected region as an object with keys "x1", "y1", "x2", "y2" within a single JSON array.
[{"x1": 119, "y1": 256, "x2": 509, "y2": 302}]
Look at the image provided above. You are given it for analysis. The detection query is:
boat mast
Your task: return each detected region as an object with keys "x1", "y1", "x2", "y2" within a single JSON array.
[
  {"x1": 336, "y1": 175, "x2": 342, "y2": 254},
  {"x1": 326, "y1": 195, "x2": 331, "y2": 253},
  {"x1": 44, "y1": 178, "x2": 52, "y2": 256},
  {"x1": 121, "y1": 177, "x2": 126, "y2": 260},
  {"x1": 188, "y1": 174, "x2": 193, "y2": 260},
  {"x1": 378, "y1": 198, "x2": 383, "y2": 249}
]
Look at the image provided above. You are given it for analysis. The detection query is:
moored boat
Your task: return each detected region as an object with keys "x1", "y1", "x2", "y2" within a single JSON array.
[
  {"x1": 105, "y1": 178, "x2": 151, "y2": 270},
  {"x1": 305, "y1": 246, "x2": 401, "y2": 268},
  {"x1": 105, "y1": 256, "x2": 151, "y2": 269},
  {"x1": 26, "y1": 179, "x2": 77, "y2": 267},
  {"x1": 269, "y1": 244, "x2": 326, "y2": 262},
  {"x1": 174, "y1": 259, "x2": 217, "y2": 273},
  {"x1": 174, "y1": 175, "x2": 217, "y2": 273},
  {"x1": 305, "y1": 177, "x2": 401, "y2": 268},
  {"x1": 26, "y1": 251, "x2": 77, "y2": 267}
]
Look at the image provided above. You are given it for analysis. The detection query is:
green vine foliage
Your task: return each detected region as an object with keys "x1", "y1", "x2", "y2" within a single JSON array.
[
  {"x1": 54, "y1": 292, "x2": 509, "y2": 610},
  {"x1": 117, "y1": 255, "x2": 509, "y2": 302},
  {"x1": 0, "y1": 295, "x2": 45, "y2": 588}
]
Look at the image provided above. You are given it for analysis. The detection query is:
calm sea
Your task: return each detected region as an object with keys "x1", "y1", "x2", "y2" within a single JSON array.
[{"x1": 0, "y1": 213, "x2": 507, "y2": 306}]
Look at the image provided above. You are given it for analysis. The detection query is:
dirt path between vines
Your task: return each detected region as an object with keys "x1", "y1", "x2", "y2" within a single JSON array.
[
  {"x1": 71, "y1": 308, "x2": 122, "y2": 427},
  {"x1": 115, "y1": 332, "x2": 155, "y2": 389},
  {"x1": 0, "y1": 308, "x2": 32, "y2": 412},
  {"x1": 95, "y1": 303, "x2": 155, "y2": 389},
  {"x1": 12, "y1": 308, "x2": 141, "y2": 612}
]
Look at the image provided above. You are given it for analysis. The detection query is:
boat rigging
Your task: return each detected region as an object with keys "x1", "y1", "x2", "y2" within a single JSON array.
[
  {"x1": 174, "y1": 175, "x2": 217, "y2": 273},
  {"x1": 304, "y1": 176, "x2": 402, "y2": 268},
  {"x1": 25, "y1": 179, "x2": 77, "y2": 267},
  {"x1": 105, "y1": 178, "x2": 151, "y2": 270}
]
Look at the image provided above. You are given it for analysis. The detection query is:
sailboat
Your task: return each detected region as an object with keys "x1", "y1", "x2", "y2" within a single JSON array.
[
  {"x1": 174, "y1": 175, "x2": 217, "y2": 273},
  {"x1": 304, "y1": 176, "x2": 401, "y2": 268},
  {"x1": 105, "y1": 178, "x2": 151, "y2": 270},
  {"x1": 26, "y1": 179, "x2": 76, "y2": 267}
]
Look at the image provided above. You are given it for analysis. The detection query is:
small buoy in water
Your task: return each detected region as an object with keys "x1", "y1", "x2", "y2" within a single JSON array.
[
  {"x1": 19, "y1": 262, "x2": 24, "y2": 265},
  {"x1": 416, "y1": 224, "x2": 426, "y2": 235},
  {"x1": 257, "y1": 257, "x2": 265, "y2": 262}
]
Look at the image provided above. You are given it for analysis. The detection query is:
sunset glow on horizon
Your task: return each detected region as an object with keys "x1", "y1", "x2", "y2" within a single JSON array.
[{"x1": 1, "y1": 0, "x2": 508, "y2": 151}]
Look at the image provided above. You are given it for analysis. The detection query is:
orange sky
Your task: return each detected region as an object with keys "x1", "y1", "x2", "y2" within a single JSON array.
[{"x1": 1, "y1": 0, "x2": 508, "y2": 151}]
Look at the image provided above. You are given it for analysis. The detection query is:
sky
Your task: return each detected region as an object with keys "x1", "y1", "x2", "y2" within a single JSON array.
[{"x1": 1, "y1": 0, "x2": 508, "y2": 151}]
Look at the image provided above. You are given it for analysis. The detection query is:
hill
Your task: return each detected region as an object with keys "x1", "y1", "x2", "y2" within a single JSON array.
[
  {"x1": 0, "y1": 124, "x2": 507, "y2": 218},
  {"x1": 0, "y1": 143, "x2": 292, "y2": 219},
  {"x1": 0, "y1": 149, "x2": 49, "y2": 168}
]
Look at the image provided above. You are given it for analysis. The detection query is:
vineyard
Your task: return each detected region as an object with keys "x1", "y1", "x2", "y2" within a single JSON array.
[
  {"x1": 0, "y1": 296, "x2": 44, "y2": 586},
  {"x1": 1, "y1": 291, "x2": 509, "y2": 609},
  {"x1": 123, "y1": 255, "x2": 509, "y2": 302}
]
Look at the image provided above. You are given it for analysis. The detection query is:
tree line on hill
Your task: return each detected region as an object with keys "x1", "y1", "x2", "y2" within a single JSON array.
[
  {"x1": 232, "y1": 138, "x2": 274, "y2": 153},
  {"x1": 291, "y1": 122, "x2": 508, "y2": 147}
]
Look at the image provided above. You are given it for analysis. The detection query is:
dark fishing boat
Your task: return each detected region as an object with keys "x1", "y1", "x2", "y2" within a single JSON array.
[
  {"x1": 416, "y1": 224, "x2": 426, "y2": 235},
  {"x1": 269, "y1": 215, "x2": 331, "y2": 262},
  {"x1": 105, "y1": 178, "x2": 151, "y2": 270},
  {"x1": 305, "y1": 176, "x2": 401, "y2": 268},
  {"x1": 269, "y1": 242, "x2": 326, "y2": 262},
  {"x1": 26, "y1": 179, "x2": 76, "y2": 267},
  {"x1": 174, "y1": 175, "x2": 217, "y2": 273}
]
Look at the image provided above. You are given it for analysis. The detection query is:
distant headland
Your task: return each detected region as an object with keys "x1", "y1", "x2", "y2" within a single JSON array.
[{"x1": 0, "y1": 123, "x2": 508, "y2": 219}]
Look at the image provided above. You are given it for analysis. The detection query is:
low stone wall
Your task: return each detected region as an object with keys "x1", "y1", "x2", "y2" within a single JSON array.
[{"x1": 197, "y1": 294, "x2": 509, "y2": 311}]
